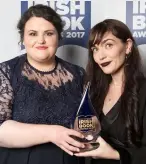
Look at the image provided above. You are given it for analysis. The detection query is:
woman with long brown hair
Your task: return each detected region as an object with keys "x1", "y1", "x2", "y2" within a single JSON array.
[{"x1": 75, "y1": 19, "x2": 146, "y2": 164}]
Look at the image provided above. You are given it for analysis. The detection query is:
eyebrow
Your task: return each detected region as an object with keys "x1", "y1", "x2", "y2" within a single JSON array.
[
  {"x1": 92, "y1": 38, "x2": 115, "y2": 48},
  {"x1": 27, "y1": 30, "x2": 55, "y2": 32},
  {"x1": 100, "y1": 38, "x2": 115, "y2": 45}
]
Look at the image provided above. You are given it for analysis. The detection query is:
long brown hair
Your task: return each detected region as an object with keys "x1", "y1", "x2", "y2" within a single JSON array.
[{"x1": 86, "y1": 19, "x2": 144, "y2": 147}]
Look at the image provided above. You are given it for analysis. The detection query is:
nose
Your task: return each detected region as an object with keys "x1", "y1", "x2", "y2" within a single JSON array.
[
  {"x1": 98, "y1": 49, "x2": 106, "y2": 60},
  {"x1": 37, "y1": 35, "x2": 45, "y2": 44}
]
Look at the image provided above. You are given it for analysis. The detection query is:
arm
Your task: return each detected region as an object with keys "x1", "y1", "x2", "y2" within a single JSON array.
[
  {"x1": 74, "y1": 136, "x2": 120, "y2": 160},
  {"x1": 0, "y1": 121, "x2": 84, "y2": 155},
  {"x1": 0, "y1": 120, "x2": 58, "y2": 148},
  {"x1": 0, "y1": 67, "x2": 52, "y2": 148},
  {"x1": 0, "y1": 67, "x2": 84, "y2": 155}
]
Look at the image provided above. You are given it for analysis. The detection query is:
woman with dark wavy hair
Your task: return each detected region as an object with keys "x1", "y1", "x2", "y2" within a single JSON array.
[
  {"x1": 75, "y1": 19, "x2": 146, "y2": 164},
  {"x1": 0, "y1": 4, "x2": 85, "y2": 164}
]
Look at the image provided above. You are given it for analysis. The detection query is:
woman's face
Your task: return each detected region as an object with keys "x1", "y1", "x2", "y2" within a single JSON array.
[
  {"x1": 23, "y1": 17, "x2": 59, "y2": 63},
  {"x1": 91, "y1": 32, "x2": 132, "y2": 75}
]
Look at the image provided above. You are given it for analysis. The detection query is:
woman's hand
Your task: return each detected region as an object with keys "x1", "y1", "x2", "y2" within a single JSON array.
[
  {"x1": 74, "y1": 136, "x2": 120, "y2": 160},
  {"x1": 49, "y1": 125, "x2": 85, "y2": 156}
]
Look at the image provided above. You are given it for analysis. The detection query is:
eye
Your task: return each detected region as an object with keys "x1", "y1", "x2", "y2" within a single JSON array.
[
  {"x1": 29, "y1": 32, "x2": 37, "y2": 36},
  {"x1": 105, "y1": 43, "x2": 113, "y2": 49},
  {"x1": 46, "y1": 32, "x2": 54, "y2": 36},
  {"x1": 91, "y1": 47, "x2": 98, "y2": 53}
]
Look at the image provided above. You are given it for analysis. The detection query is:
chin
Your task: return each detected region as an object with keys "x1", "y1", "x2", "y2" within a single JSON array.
[
  {"x1": 101, "y1": 68, "x2": 114, "y2": 75},
  {"x1": 34, "y1": 57, "x2": 49, "y2": 62},
  {"x1": 103, "y1": 71, "x2": 112, "y2": 75},
  {"x1": 36, "y1": 54, "x2": 52, "y2": 60},
  {"x1": 39, "y1": 58, "x2": 51, "y2": 63}
]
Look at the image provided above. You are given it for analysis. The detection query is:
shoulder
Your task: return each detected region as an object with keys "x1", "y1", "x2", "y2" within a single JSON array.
[
  {"x1": 56, "y1": 56, "x2": 85, "y2": 77},
  {"x1": 0, "y1": 54, "x2": 26, "y2": 69},
  {"x1": 0, "y1": 54, "x2": 26, "y2": 79}
]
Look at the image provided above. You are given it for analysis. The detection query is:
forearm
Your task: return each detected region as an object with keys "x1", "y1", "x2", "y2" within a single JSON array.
[{"x1": 0, "y1": 120, "x2": 53, "y2": 148}]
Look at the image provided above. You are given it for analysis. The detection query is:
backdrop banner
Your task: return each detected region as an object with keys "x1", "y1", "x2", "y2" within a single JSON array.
[{"x1": 0, "y1": 0, "x2": 145, "y2": 73}]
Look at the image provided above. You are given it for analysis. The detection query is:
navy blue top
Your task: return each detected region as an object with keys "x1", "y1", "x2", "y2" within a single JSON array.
[{"x1": 0, "y1": 54, "x2": 85, "y2": 164}]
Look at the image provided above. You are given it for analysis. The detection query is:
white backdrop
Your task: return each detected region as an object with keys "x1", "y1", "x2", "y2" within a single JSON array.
[{"x1": 0, "y1": 0, "x2": 146, "y2": 72}]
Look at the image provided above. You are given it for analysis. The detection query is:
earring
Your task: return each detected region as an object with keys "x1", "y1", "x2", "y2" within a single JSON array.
[
  {"x1": 126, "y1": 51, "x2": 131, "y2": 59},
  {"x1": 125, "y1": 53, "x2": 130, "y2": 66}
]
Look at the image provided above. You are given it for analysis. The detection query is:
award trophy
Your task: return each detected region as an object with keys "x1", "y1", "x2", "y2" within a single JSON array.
[{"x1": 71, "y1": 82, "x2": 101, "y2": 152}]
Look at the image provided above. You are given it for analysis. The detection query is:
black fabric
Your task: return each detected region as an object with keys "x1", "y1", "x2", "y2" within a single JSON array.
[
  {"x1": 91, "y1": 79, "x2": 146, "y2": 164},
  {"x1": 0, "y1": 54, "x2": 85, "y2": 164},
  {"x1": 0, "y1": 144, "x2": 85, "y2": 164}
]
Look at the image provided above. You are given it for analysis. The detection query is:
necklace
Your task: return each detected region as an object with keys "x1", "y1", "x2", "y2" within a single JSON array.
[
  {"x1": 110, "y1": 82, "x2": 123, "y2": 87},
  {"x1": 106, "y1": 84, "x2": 123, "y2": 103}
]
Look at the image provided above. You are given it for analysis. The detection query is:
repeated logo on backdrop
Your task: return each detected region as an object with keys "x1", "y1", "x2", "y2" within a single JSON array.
[
  {"x1": 126, "y1": 0, "x2": 146, "y2": 45},
  {"x1": 21, "y1": 1, "x2": 91, "y2": 49},
  {"x1": 21, "y1": 1, "x2": 146, "y2": 47}
]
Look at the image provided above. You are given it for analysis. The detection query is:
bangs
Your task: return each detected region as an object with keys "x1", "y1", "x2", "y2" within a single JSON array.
[{"x1": 89, "y1": 22, "x2": 111, "y2": 48}]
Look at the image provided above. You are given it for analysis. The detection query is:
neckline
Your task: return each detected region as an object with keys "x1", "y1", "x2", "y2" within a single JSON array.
[
  {"x1": 101, "y1": 96, "x2": 121, "y2": 123},
  {"x1": 103, "y1": 97, "x2": 121, "y2": 116},
  {"x1": 26, "y1": 57, "x2": 58, "y2": 75}
]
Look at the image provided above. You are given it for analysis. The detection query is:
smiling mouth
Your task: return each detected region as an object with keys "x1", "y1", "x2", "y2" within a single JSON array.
[
  {"x1": 36, "y1": 46, "x2": 48, "y2": 50},
  {"x1": 101, "y1": 62, "x2": 111, "y2": 67}
]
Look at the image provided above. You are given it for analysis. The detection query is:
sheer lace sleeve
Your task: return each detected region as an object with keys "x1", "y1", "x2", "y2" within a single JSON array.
[{"x1": 0, "y1": 63, "x2": 13, "y2": 125}]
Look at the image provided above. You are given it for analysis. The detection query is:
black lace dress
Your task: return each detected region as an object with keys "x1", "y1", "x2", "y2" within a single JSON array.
[{"x1": 0, "y1": 54, "x2": 85, "y2": 164}]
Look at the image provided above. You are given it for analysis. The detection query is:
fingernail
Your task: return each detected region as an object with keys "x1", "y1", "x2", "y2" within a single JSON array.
[
  {"x1": 82, "y1": 144, "x2": 85, "y2": 148},
  {"x1": 77, "y1": 148, "x2": 80, "y2": 152},
  {"x1": 70, "y1": 152, "x2": 73, "y2": 156}
]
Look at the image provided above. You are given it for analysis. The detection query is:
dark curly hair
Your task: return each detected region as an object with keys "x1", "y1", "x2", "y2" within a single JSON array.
[
  {"x1": 86, "y1": 19, "x2": 145, "y2": 147},
  {"x1": 17, "y1": 4, "x2": 64, "y2": 42}
]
